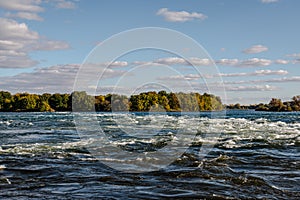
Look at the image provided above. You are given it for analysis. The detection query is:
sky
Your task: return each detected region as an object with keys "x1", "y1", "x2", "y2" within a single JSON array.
[{"x1": 0, "y1": 0, "x2": 300, "y2": 104}]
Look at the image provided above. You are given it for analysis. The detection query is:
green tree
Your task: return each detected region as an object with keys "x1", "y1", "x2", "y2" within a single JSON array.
[
  {"x1": 111, "y1": 94, "x2": 129, "y2": 111},
  {"x1": 71, "y1": 91, "x2": 94, "y2": 112},
  {"x1": 12, "y1": 93, "x2": 39, "y2": 111},
  {"x1": 292, "y1": 96, "x2": 300, "y2": 111},
  {"x1": 0, "y1": 91, "x2": 12, "y2": 111},
  {"x1": 167, "y1": 92, "x2": 180, "y2": 111},
  {"x1": 269, "y1": 98, "x2": 284, "y2": 111},
  {"x1": 49, "y1": 93, "x2": 69, "y2": 111}
]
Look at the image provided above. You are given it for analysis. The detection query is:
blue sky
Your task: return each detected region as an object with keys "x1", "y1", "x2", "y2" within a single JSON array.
[{"x1": 0, "y1": 0, "x2": 300, "y2": 104}]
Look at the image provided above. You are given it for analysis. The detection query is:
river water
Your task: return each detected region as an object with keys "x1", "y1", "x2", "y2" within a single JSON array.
[{"x1": 0, "y1": 110, "x2": 299, "y2": 199}]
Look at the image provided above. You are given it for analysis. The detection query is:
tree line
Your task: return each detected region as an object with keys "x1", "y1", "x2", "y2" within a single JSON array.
[
  {"x1": 255, "y1": 96, "x2": 300, "y2": 111},
  {"x1": 226, "y1": 95, "x2": 300, "y2": 112},
  {"x1": 0, "y1": 91, "x2": 224, "y2": 112}
]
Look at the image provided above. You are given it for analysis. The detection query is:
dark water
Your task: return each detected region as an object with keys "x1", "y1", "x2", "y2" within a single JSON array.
[{"x1": 0, "y1": 110, "x2": 299, "y2": 199}]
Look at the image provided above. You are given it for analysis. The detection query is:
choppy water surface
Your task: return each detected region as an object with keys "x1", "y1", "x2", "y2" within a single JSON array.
[{"x1": 0, "y1": 110, "x2": 299, "y2": 199}]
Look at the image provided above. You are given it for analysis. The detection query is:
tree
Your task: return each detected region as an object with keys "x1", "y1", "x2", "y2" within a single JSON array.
[
  {"x1": 37, "y1": 101, "x2": 52, "y2": 112},
  {"x1": 168, "y1": 92, "x2": 180, "y2": 111},
  {"x1": 292, "y1": 95, "x2": 300, "y2": 105},
  {"x1": 292, "y1": 96, "x2": 300, "y2": 111},
  {"x1": 49, "y1": 93, "x2": 70, "y2": 111},
  {"x1": 0, "y1": 90, "x2": 224, "y2": 112},
  {"x1": 12, "y1": 93, "x2": 39, "y2": 111},
  {"x1": 269, "y1": 98, "x2": 284, "y2": 111},
  {"x1": 111, "y1": 94, "x2": 129, "y2": 112},
  {"x1": 71, "y1": 91, "x2": 94, "y2": 112},
  {"x1": 0, "y1": 91, "x2": 12, "y2": 111}
]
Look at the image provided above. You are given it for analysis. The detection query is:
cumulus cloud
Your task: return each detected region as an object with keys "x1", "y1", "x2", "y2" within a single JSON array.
[
  {"x1": 5, "y1": 11, "x2": 43, "y2": 21},
  {"x1": 216, "y1": 59, "x2": 239, "y2": 66},
  {"x1": 55, "y1": 0, "x2": 76, "y2": 9},
  {"x1": 132, "y1": 57, "x2": 287, "y2": 68},
  {"x1": 238, "y1": 58, "x2": 272, "y2": 67},
  {"x1": 253, "y1": 69, "x2": 288, "y2": 75},
  {"x1": 286, "y1": 53, "x2": 300, "y2": 58},
  {"x1": 292, "y1": 59, "x2": 300, "y2": 64},
  {"x1": 286, "y1": 53, "x2": 300, "y2": 63},
  {"x1": 0, "y1": 18, "x2": 39, "y2": 40},
  {"x1": 157, "y1": 57, "x2": 212, "y2": 66},
  {"x1": 0, "y1": 0, "x2": 44, "y2": 21},
  {"x1": 224, "y1": 76, "x2": 300, "y2": 85},
  {"x1": 157, "y1": 74, "x2": 201, "y2": 81},
  {"x1": 0, "y1": 0, "x2": 78, "y2": 21},
  {"x1": 0, "y1": 18, "x2": 69, "y2": 68},
  {"x1": 158, "y1": 69, "x2": 287, "y2": 82},
  {"x1": 274, "y1": 59, "x2": 289, "y2": 65},
  {"x1": 226, "y1": 85, "x2": 277, "y2": 92},
  {"x1": 261, "y1": 0, "x2": 279, "y2": 3},
  {"x1": 106, "y1": 61, "x2": 128, "y2": 68},
  {"x1": 264, "y1": 76, "x2": 300, "y2": 83},
  {"x1": 216, "y1": 58, "x2": 273, "y2": 67},
  {"x1": 220, "y1": 69, "x2": 288, "y2": 77},
  {"x1": 132, "y1": 57, "x2": 213, "y2": 67},
  {"x1": 0, "y1": 0, "x2": 44, "y2": 12},
  {"x1": 30, "y1": 40, "x2": 70, "y2": 51},
  {"x1": 131, "y1": 56, "x2": 291, "y2": 69},
  {"x1": 156, "y1": 8, "x2": 207, "y2": 22},
  {"x1": 0, "y1": 63, "x2": 128, "y2": 93},
  {"x1": 242, "y1": 45, "x2": 268, "y2": 54}
]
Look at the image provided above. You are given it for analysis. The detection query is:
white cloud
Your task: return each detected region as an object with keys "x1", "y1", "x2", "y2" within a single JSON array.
[
  {"x1": 132, "y1": 57, "x2": 213, "y2": 67},
  {"x1": 242, "y1": 45, "x2": 268, "y2": 54},
  {"x1": 254, "y1": 69, "x2": 288, "y2": 75},
  {"x1": 106, "y1": 61, "x2": 128, "y2": 68},
  {"x1": 156, "y1": 57, "x2": 212, "y2": 66},
  {"x1": 5, "y1": 11, "x2": 43, "y2": 21},
  {"x1": 220, "y1": 69, "x2": 288, "y2": 77},
  {"x1": 157, "y1": 74, "x2": 201, "y2": 81},
  {"x1": 261, "y1": 0, "x2": 279, "y2": 4},
  {"x1": 286, "y1": 53, "x2": 300, "y2": 58},
  {"x1": 55, "y1": 0, "x2": 76, "y2": 9},
  {"x1": 132, "y1": 57, "x2": 285, "y2": 69},
  {"x1": 238, "y1": 58, "x2": 272, "y2": 67},
  {"x1": 189, "y1": 57, "x2": 212, "y2": 66},
  {"x1": 226, "y1": 84, "x2": 277, "y2": 92},
  {"x1": 131, "y1": 56, "x2": 289, "y2": 69},
  {"x1": 0, "y1": 18, "x2": 69, "y2": 68},
  {"x1": 0, "y1": 63, "x2": 127, "y2": 93},
  {"x1": 159, "y1": 69, "x2": 287, "y2": 82},
  {"x1": 265, "y1": 76, "x2": 300, "y2": 83},
  {"x1": 0, "y1": 64, "x2": 79, "y2": 93},
  {"x1": 0, "y1": 0, "x2": 78, "y2": 22},
  {"x1": 0, "y1": 18, "x2": 39, "y2": 40},
  {"x1": 292, "y1": 59, "x2": 300, "y2": 64},
  {"x1": 156, "y1": 8, "x2": 207, "y2": 22},
  {"x1": 224, "y1": 76, "x2": 300, "y2": 85},
  {"x1": 30, "y1": 40, "x2": 69, "y2": 51},
  {"x1": 83, "y1": 61, "x2": 129, "y2": 69},
  {"x1": 0, "y1": 0, "x2": 43, "y2": 12},
  {"x1": 216, "y1": 59, "x2": 239, "y2": 66},
  {"x1": 155, "y1": 57, "x2": 187, "y2": 65},
  {"x1": 274, "y1": 59, "x2": 289, "y2": 65},
  {"x1": 0, "y1": 55, "x2": 38, "y2": 68},
  {"x1": 286, "y1": 53, "x2": 300, "y2": 63},
  {"x1": 217, "y1": 58, "x2": 273, "y2": 67},
  {"x1": 0, "y1": 0, "x2": 44, "y2": 21}
]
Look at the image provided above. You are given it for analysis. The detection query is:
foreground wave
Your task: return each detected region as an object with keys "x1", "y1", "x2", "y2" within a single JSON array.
[{"x1": 0, "y1": 111, "x2": 299, "y2": 199}]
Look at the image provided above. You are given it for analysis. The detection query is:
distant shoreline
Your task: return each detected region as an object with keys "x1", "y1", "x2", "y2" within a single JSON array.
[
  {"x1": 0, "y1": 90, "x2": 223, "y2": 112},
  {"x1": 226, "y1": 96, "x2": 300, "y2": 112},
  {"x1": 1, "y1": 91, "x2": 299, "y2": 112}
]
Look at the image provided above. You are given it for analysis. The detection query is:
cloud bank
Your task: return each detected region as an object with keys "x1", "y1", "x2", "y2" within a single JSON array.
[{"x1": 157, "y1": 8, "x2": 207, "y2": 22}]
